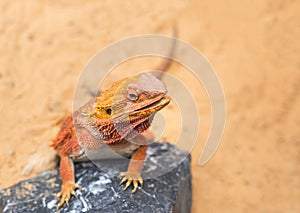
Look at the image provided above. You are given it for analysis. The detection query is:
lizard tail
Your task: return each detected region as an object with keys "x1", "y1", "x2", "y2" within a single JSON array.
[{"x1": 152, "y1": 25, "x2": 178, "y2": 80}]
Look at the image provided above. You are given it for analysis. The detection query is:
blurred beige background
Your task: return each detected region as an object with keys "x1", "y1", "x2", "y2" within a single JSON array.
[{"x1": 0, "y1": 1, "x2": 299, "y2": 212}]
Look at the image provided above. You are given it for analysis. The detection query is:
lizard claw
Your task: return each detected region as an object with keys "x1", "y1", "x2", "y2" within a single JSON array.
[
  {"x1": 118, "y1": 172, "x2": 143, "y2": 193},
  {"x1": 56, "y1": 183, "x2": 81, "y2": 210},
  {"x1": 119, "y1": 176, "x2": 128, "y2": 185}
]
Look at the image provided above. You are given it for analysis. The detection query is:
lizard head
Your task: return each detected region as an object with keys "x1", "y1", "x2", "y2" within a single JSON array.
[{"x1": 81, "y1": 72, "x2": 170, "y2": 143}]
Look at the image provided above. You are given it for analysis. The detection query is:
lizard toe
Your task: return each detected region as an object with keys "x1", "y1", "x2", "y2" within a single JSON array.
[
  {"x1": 118, "y1": 171, "x2": 143, "y2": 193},
  {"x1": 56, "y1": 182, "x2": 81, "y2": 210}
]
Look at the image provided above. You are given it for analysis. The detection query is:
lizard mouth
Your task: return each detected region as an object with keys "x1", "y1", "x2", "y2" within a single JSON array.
[
  {"x1": 110, "y1": 94, "x2": 170, "y2": 120},
  {"x1": 119, "y1": 95, "x2": 170, "y2": 140},
  {"x1": 133, "y1": 95, "x2": 170, "y2": 114}
]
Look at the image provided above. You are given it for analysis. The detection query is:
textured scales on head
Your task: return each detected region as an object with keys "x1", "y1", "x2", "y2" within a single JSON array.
[
  {"x1": 128, "y1": 72, "x2": 167, "y2": 94},
  {"x1": 77, "y1": 72, "x2": 170, "y2": 144}
]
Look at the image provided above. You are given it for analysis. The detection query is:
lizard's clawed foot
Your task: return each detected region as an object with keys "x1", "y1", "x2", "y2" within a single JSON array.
[
  {"x1": 118, "y1": 172, "x2": 143, "y2": 193},
  {"x1": 56, "y1": 182, "x2": 81, "y2": 210}
]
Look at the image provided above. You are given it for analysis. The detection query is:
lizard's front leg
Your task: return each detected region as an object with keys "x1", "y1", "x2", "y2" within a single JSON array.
[
  {"x1": 119, "y1": 144, "x2": 148, "y2": 193},
  {"x1": 56, "y1": 155, "x2": 81, "y2": 210}
]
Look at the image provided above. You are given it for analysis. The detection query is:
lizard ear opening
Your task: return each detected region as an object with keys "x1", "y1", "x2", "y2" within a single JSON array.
[{"x1": 106, "y1": 108, "x2": 112, "y2": 115}]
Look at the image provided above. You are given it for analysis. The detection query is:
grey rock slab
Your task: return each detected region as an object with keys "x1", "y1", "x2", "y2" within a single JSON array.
[{"x1": 0, "y1": 142, "x2": 192, "y2": 213}]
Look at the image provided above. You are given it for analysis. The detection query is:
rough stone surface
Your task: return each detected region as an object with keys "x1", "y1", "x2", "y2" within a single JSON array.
[{"x1": 0, "y1": 142, "x2": 191, "y2": 213}]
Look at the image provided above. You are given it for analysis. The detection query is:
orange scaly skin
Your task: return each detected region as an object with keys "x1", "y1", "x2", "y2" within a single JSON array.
[{"x1": 50, "y1": 72, "x2": 171, "y2": 210}]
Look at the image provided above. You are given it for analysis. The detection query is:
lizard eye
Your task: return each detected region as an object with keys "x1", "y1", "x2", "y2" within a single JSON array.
[
  {"x1": 127, "y1": 89, "x2": 139, "y2": 101},
  {"x1": 106, "y1": 108, "x2": 112, "y2": 115}
]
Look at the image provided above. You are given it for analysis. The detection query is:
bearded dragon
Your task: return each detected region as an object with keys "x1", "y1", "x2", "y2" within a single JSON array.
[{"x1": 50, "y1": 36, "x2": 176, "y2": 210}]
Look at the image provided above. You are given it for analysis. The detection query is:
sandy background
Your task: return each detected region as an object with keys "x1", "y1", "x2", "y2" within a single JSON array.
[{"x1": 1, "y1": 0, "x2": 300, "y2": 212}]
